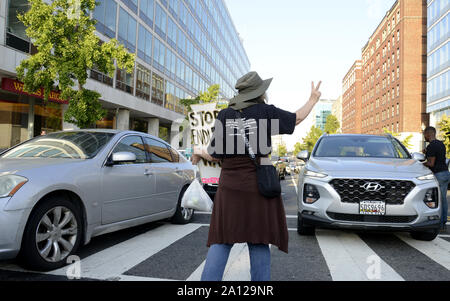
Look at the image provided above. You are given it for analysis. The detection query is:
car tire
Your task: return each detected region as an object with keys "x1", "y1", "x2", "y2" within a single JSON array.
[
  {"x1": 410, "y1": 229, "x2": 439, "y2": 241},
  {"x1": 19, "y1": 195, "x2": 83, "y2": 271},
  {"x1": 297, "y1": 213, "x2": 315, "y2": 236},
  {"x1": 171, "y1": 185, "x2": 194, "y2": 225}
]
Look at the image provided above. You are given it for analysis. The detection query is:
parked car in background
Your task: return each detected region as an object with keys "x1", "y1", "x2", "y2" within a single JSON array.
[
  {"x1": 297, "y1": 134, "x2": 442, "y2": 241},
  {"x1": 0, "y1": 130, "x2": 196, "y2": 271}
]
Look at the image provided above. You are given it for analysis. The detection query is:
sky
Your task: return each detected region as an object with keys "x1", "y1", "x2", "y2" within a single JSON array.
[{"x1": 224, "y1": 0, "x2": 396, "y2": 150}]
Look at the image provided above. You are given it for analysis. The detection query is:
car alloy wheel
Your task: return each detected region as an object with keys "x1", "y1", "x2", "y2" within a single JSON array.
[
  {"x1": 35, "y1": 206, "x2": 78, "y2": 263},
  {"x1": 181, "y1": 207, "x2": 194, "y2": 221}
]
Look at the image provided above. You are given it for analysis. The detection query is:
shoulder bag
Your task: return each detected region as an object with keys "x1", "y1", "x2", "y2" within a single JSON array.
[{"x1": 235, "y1": 110, "x2": 281, "y2": 199}]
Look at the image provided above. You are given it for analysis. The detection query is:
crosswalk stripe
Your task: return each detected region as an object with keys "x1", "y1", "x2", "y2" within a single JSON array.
[
  {"x1": 396, "y1": 234, "x2": 450, "y2": 270},
  {"x1": 46, "y1": 223, "x2": 202, "y2": 280},
  {"x1": 315, "y1": 229, "x2": 404, "y2": 281},
  {"x1": 222, "y1": 244, "x2": 251, "y2": 281}
]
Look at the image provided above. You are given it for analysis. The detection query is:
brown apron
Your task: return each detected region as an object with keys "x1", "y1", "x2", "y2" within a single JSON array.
[{"x1": 206, "y1": 156, "x2": 289, "y2": 253}]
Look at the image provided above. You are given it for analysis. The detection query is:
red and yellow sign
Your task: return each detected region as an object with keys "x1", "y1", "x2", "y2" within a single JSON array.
[{"x1": 1, "y1": 78, "x2": 68, "y2": 104}]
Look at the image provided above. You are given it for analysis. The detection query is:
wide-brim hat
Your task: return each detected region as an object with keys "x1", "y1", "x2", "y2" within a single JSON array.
[{"x1": 229, "y1": 72, "x2": 273, "y2": 110}]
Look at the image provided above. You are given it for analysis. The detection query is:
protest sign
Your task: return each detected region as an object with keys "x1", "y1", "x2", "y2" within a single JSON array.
[{"x1": 189, "y1": 103, "x2": 221, "y2": 185}]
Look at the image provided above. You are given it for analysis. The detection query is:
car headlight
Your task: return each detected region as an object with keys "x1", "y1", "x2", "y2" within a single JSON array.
[
  {"x1": 417, "y1": 174, "x2": 435, "y2": 181},
  {"x1": 304, "y1": 170, "x2": 328, "y2": 178},
  {"x1": 0, "y1": 175, "x2": 28, "y2": 198}
]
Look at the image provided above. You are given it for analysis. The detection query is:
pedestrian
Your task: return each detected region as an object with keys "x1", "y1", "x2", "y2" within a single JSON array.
[
  {"x1": 191, "y1": 71, "x2": 322, "y2": 281},
  {"x1": 40, "y1": 130, "x2": 47, "y2": 136},
  {"x1": 423, "y1": 126, "x2": 450, "y2": 230}
]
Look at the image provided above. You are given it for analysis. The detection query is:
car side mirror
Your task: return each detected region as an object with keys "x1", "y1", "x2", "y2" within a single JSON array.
[
  {"x1": 106, "y1": 152, "x2": 137, "y2": 166},
  {"x1": 297, "y1": 150, "x2": 309, "y2": 161},
  {"x1": 412, "y1": 152, "x2": 425, "y2": 162}
]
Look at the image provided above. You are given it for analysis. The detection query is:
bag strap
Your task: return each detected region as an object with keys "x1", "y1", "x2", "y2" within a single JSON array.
[{"x1": 235, "y1": 110, "x2": 259, "y2": 167}]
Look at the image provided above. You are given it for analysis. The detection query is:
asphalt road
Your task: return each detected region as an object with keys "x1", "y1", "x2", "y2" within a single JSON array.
[{"x1": 0, "y1": 174, "x2": 449, "y2": 281}]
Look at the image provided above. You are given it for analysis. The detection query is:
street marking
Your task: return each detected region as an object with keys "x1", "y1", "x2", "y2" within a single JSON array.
[
  {"x1": 118, "y1": 275, "x2": 176, "y2": 281},
  {"x1": 47, "y1": 223, "x2": 202, "y2": 280},
  {"x1": 291, "y1": 177, "x2": 298, "y2": 195},
  {"x1": 186, "y1": 261, "x2": 206, "y2": 281},
  {"x1": 222, "y1": 244, "x2": 251, "y2": 281},
  {"x1": 315, "y1": 229, "x2": 404, "y2": 281},
  {"x1": 396, "y1": 233, "x2": 450, "y2": 270}
]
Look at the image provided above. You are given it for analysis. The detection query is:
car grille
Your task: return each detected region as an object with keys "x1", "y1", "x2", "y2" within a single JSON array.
[
  {"x1": 329, "y1": 179, "x2": 416, "y2": 205},
  {"x1": 327, "y1": 212, "x2": 418, "y2": 224}
]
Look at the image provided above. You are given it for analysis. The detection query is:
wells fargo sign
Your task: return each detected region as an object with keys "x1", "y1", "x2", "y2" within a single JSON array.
[{"x1": 1, "y1": 78, "x2": 68, "y2": 104}]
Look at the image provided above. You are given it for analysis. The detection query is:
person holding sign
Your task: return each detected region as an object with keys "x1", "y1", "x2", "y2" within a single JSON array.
[{"x1": 192, "y1": 71, "x2": 322, "y2": 281}]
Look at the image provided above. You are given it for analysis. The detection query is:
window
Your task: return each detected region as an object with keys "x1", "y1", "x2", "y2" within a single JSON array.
[
  {"x1": 167, "y1": 17, "x2": 177, "y2": 48},
  {"x1": 93, "y1": 0, "x2": 117, "y2": 39},
  {"x1": 155, "y1": 3, "x2": 167, "y2": 39},
  {"x1": 152, "y1": 72, "x2": 165, "y2": 106},
  {"x1": 138, "y1": 25, "x2": 152, "y2": 64},
  {"x1": 136, "y1": 64, "x2": 151, "y2": 101},
  {"x1": 165, "y1": 81, "x2": 176, "y2": 111},
  {"x1": 166, "y1": 49, "x2": 177, "y2": 79},
  {"x1": 112, "y1": 136, "x2": 147, "y2": 164},
  {"x1": 116, "y1": 67, "x2": 135, "y2": 95},
  {"x1": 118, "y1": 8, "x2": 137, "y2": 53},
  {"x1": 140, "y1": 0, "x2": 155, "y2": 28},
  {"x1": 144, "y1": 138, "x2": 172, "y2": 163},
  {"x1": 6, "y1": 0, "x2": 36, "y2": 53},
  {"x1": 396, "y1": 103, "x2": 399, "y2": 115},
  {"x1": 153, "y1": 38, "x2": 166, "y2": 73}
]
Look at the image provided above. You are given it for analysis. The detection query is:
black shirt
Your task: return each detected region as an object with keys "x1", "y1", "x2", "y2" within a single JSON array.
[
  {"x1": 208, "y1": 103, "x2": 297, "y2": 159},
  {"x1": 425, "y1": 139, "x2": 448, "y2": 174}
]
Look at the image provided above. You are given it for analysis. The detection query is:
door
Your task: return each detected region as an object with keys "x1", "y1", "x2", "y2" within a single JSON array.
[
  {"x1": 101, "y1": 135, "x2": 156, "y2": 224},
  {"x1": 144, "y1": 137, "x2": 183, "y2": 212}
]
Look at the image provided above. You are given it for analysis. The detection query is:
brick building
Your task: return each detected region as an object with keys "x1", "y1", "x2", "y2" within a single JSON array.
[
  {"x1": 342, "y1": 60, "x2": 362, "y2": 134},
  {"x1": 360, "y1": 0, "x2": 429, "y2": 151}
]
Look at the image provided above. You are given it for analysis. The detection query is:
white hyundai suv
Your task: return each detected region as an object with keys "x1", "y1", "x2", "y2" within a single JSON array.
[{"x1": 297, "y1": 134, "x2": 442, "y2": 241}]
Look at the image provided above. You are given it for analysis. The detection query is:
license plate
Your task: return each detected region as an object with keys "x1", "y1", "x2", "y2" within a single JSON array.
[{"x1": 359, "y1": 201, "x2": 386, "y2": 216}]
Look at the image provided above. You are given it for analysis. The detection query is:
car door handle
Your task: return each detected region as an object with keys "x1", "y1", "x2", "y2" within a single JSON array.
[{"x1": 144, "y1": 170, "x2": 154, "y2": 176}]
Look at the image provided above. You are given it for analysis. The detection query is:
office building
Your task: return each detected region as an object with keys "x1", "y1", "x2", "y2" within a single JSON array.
[
  {"x1": 0, "y1": 0, "x2": 250, "y2": 149},
  {"x1": 314, "y1": 99, "x2": 336, "y2": 131},
  {"x1": 427, "y1": 0, "x2": 449, "y2": 128},
  {"x1": 342, "y1": 60, "x2": 362, "y2": 134},
  {"x1": 360, "y1": 0, "x2": 428, "y2": 151}
]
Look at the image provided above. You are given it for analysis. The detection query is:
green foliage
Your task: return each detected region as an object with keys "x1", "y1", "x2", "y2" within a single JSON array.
[
  {"x1": 277, "y1": 144, "x2": 287, "y2": 157},
  {"x1": 180, "y1": 84, "x2": 223, "y2": 113},
  {"x1": 324, "y1": 114, "x2": 340, "y2": 134},
  {"x1": 299, "y1": 126, "x2": 324, "y2": 153},
  {"x1": 382, "y1": 128, "x2": 413, "y2": 149},
  {"x1": 437, "y1": 115, "x2": 450, "y2": 156},
  {"x1": 16, "y1": 0, "x2": 135, "y2": 128},
  {"x1": 293, "y1": 142, "x2": 302, "y2": 156}
]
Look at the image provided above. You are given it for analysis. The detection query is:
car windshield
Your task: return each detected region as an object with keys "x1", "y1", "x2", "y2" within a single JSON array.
[
  {"x1": 314, "y1": 136, "x2": 411, "y2": 159},
  {"x1": 1, "y1": 132, "x2": 115, "y2": 159}
]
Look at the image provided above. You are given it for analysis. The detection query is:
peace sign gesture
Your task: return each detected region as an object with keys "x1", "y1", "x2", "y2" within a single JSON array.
[{"x1": 310, "y1": 81, "x2": 322, "y2": 103}]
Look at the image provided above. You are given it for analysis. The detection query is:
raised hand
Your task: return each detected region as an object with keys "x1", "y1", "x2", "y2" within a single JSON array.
[{"x1": 310, "y1": 81, "x2": 322, "y2": 103}]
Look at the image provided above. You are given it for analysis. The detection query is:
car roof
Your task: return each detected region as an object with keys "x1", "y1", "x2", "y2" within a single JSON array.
[
  {"x1": 322, "y1": 134, "x2": 391, "y2": 139},
  {"x1": 51, "y1": 129, "x2": 171, "y2": 147}
]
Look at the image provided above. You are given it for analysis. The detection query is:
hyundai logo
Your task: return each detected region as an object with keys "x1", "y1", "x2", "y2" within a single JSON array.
[{"x1": 362, "y1": 182, "x2": 384, "y2": 192}]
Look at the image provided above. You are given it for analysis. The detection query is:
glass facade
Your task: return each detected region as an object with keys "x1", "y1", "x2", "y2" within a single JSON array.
[
  {"x1": 427, "y1": 0, "x2": 450, "y2": 118},
  {"x1": 91, "y1": 0, "x2": 250, "y2": 114}
]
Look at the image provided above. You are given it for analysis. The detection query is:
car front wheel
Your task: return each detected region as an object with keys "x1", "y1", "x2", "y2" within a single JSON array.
[
  {"x1": 20, "y1": 195, "x2": 83, "y2": 271},
  {"x1": 171, "y1": 186, "x2": 194, "y2": 225}
]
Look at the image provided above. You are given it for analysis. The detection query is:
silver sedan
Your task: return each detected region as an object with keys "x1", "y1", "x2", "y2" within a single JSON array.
[{"x1": 0, "y1": 130, "x2": 197, "y2": 271}]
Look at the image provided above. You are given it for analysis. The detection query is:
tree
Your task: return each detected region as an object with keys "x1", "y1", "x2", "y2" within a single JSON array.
[
  {"x1": 16, "y1": 0, "x2": 135, "y2": 128},
  {"x1": 293, "y1": 142, "x2": 302, "y2": 156},
  {"x1": 180, "y1": 84, "x2": 222, "y2": 112},
  {"x1": 277, "y1": 144, "x2": 287, "y2": 157},
  {"x1": 438, "y1": 115, "x2": 450, "y2": 156},
  {"x1": 300, "y1": 126, "x2": 324, "y2": 153},
  {"x1": 383, "y1": 128, "x2": 413, "y2": 149},
  {"x1": 324, "y1": 114, "x2": 340, "y2": 134}
]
